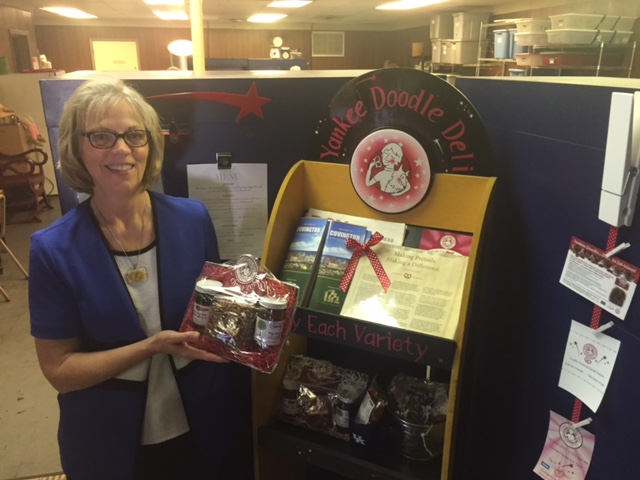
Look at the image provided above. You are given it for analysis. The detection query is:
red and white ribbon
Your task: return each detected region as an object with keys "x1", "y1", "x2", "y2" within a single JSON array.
[{"x1": 339, "y1": 232, "x2": 391, "y2": 293}]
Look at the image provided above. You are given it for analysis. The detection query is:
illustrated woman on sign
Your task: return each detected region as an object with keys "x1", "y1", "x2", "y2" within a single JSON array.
[{"x1": 365, "y1": 142, "x2": 411, "y2": 196}]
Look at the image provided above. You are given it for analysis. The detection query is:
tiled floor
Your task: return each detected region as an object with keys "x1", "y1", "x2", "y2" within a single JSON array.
[{"x1": 0, "y1": 198, "x2": 63, "y2": 480}]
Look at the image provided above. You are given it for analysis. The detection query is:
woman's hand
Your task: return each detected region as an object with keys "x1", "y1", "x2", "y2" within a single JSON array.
[{"x1": 149, "y1": 330, "x2": 229, "y2": 363}]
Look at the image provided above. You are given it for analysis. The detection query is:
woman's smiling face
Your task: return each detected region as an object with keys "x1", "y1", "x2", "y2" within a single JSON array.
[{"x1": 81, "y1": 101, "x2": 149, "y2": 198}]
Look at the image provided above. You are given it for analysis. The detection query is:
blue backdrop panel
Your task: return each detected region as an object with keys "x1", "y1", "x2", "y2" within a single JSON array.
[
  {"x1": 40, "y1": 72, "x2": 363, "y2": 214},
  {"x1": 455, "y1": 77, "x2": 640, "y2": 480},
  {"x1": 40, "y1": 72, "x2": 640, "y2": 479}
]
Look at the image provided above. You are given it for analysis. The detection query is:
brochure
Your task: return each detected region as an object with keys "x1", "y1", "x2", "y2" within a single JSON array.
[
  {"x1": 307, "y1": 220, "x2": 369, "y2": 315},
  {"x1": 279, "y1": 217, "x2": 330, "y2": 307},
  {"x1": 306, "y1": 208, "x2": 405, "y2": 246}
]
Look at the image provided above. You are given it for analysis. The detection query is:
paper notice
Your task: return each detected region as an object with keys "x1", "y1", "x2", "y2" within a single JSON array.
[
  {"x1": 187, "y1": 163, "x2": 268, "y2": 260},
  {"x1": 533, "y1": 411, "x2": 595, "y2": 480},
  {"x1": 558, "y1": 319, "x2": 620, "y2": 413},
  {"x1": 340, "y1": 243, "x2": 468, "y2": 339}
]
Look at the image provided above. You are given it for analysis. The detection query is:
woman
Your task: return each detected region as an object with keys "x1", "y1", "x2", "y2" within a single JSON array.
[{"x1": 29, "y1": 77, "x2": 242, "y2": 479}]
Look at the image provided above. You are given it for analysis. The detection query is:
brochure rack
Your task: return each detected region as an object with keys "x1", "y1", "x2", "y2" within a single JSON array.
[{"x1": 252, "y1": 160, "x2": 496, "y2": 480}]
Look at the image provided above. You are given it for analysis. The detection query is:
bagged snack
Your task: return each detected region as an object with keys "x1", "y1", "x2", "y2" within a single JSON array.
[
  {"x1": 179, "y1": 254, "x2": 298, "y2": 373},
  {"x1": 279, "y1": 355, "x2": 368, "y2": 440}
]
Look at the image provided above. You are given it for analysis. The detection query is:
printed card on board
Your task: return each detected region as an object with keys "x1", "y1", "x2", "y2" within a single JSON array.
[{"x1": 560, "y1": 237, "x2": 639, "y2": 320}]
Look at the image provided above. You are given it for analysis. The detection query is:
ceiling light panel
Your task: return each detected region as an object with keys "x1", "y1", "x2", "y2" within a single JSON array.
[
  {"x1": 267, "y1": 1, "x2": 312, "y2": 8},
  {"x1": 144, "y1": 0, "x2": 184, "y2": 5},
  {"x1": 40, "y1": 7, "x2": 97, "y2": 19},
  {"x1": 376, "y1": 0, "x2": 444, "y2": 10},
  {"x1": 247, "y1": 13, "x2": 288, "y2": 23},
  {"x1": 152, "y1": 9, "x2": 189, "y2": 20}
]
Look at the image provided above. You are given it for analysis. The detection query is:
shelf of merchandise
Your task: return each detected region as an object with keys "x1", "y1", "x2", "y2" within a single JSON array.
[
  {"x1": 251, "y1": 160, "x2": 496, "y2": 480},
  {"x1": 523, "y1": 41, "x2": 637, "y2": 78},
  {"x1": 474, "y1": 20, "x2": 637, "y2": 78}
]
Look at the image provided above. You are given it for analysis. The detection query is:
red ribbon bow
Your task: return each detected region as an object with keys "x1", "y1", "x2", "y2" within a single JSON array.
[{"x1": 339, "y1": 232, "x2": 391, "y2": 293}]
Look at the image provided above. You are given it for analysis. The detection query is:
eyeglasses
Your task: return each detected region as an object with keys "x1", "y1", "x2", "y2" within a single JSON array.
[{"x1": 82, "y1": 130, "x2": 150, "y2": 149}]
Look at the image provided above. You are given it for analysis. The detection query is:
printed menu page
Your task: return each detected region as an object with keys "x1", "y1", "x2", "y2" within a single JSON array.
[{"x1": 187, "y1": 163, "x2": 268, "y2": 260}]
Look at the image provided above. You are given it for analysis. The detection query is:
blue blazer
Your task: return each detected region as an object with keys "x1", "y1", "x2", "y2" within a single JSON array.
[{"x1": 29, "y1": 192, "x2": 233, "y2": 479}]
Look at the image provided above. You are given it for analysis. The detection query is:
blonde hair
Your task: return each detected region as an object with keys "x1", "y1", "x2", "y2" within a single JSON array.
[{"x1": 57, "y1": 76, "x2": 164, "y2": 194}]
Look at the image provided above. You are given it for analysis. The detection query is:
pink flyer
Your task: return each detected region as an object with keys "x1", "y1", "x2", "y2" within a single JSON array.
[{"x1": 533, "y1": 411, "x2": 595, "y2": 480}]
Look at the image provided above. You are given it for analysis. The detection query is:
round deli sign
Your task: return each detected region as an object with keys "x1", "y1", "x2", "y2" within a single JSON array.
[{"x1": 311, "y1": 68, "x2": 492, "y2": 214}]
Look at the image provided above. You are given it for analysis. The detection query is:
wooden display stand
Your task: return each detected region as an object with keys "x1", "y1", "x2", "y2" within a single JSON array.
[{"x1": 252, "y1": 160, "x2": 496, "y2": 480}]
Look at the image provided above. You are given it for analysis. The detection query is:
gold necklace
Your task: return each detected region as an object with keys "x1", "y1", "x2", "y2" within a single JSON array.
[{"x1": 94, "y1": 200, "x2": 148, "y2": 285}]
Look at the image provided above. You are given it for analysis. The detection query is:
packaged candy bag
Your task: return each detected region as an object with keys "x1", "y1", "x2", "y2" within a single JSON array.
[
  {"x1": 179, "y1": 254, "x2": 298, "y2": 373},
  {"x1": 279, "y1": 355, "x2": 368, "y2": 440}
]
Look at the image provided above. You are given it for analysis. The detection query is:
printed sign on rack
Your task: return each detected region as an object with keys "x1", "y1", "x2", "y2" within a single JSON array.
[
  {"x1": 340, "y1": 243, "x2": 468, "y2": 340},
  {"x1": 558, "y1": 320, "x2": 621, "y2": 413},
  {"x1": 533, "y1": 411, "x2": 595, "y2": 480},
  {"x1": 559, "y1": 237, "x2": 639, "y2": 320}
]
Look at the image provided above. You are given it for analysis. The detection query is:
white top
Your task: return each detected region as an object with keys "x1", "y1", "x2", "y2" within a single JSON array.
[{"x1": 114, "y1": 246, "x2": 190, "y2": 445}]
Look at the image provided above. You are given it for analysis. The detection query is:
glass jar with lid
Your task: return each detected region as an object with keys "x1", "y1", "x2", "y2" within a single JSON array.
[
  {"x1": 254, "y1": 296, "x2": 288, "y2": 350},
  {"x1": 192, "y1": 279, "x2": 223, "y2": 332}
]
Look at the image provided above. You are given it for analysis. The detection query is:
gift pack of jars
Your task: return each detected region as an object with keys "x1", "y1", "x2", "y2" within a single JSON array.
[{"x1": 180, "y1": 256, "x2": 298, "y2": 373}]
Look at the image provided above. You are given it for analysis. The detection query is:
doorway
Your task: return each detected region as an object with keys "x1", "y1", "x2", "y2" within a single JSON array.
[
  {"x1": 10, "y1": 30, "x2": 32, "y2": 73},
  {"x1": 90, "y1": 39, "x2": 140, "y2": 71}
]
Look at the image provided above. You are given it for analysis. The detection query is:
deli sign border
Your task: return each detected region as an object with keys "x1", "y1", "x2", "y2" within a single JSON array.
[{"x1": 311, "y1": 68, "x2": 492, "y2": 212}]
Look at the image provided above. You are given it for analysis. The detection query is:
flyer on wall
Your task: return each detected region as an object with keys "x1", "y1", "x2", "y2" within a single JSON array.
[
  {"x1": 533, "y1": 410, "x2": 595, "y2": 480},
  {"x1": 186, "y1": 163, "x2": 268, "y2": 260},
  {"x1": 559, "y1": 237, "x2": 639, "y2": 320},
  {"x1": 558, "y1": 320, "x2": 621, "y2": 413}
]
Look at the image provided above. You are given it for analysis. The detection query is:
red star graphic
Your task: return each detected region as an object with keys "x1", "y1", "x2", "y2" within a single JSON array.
[
  {"x1": 145, "y1": 82, "x2": 272, "y2": 123},
  {"x1": 234, "y1": 82, "x2": 271, "y2": 122}
]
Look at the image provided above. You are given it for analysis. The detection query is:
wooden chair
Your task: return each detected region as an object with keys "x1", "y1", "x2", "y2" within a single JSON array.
[
  {"x1": 0, "y1": 148, "x2": 52, "y2": 223},
  {"x1": 0, "y1": 189, "x2": 29, "y2": 301}
]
